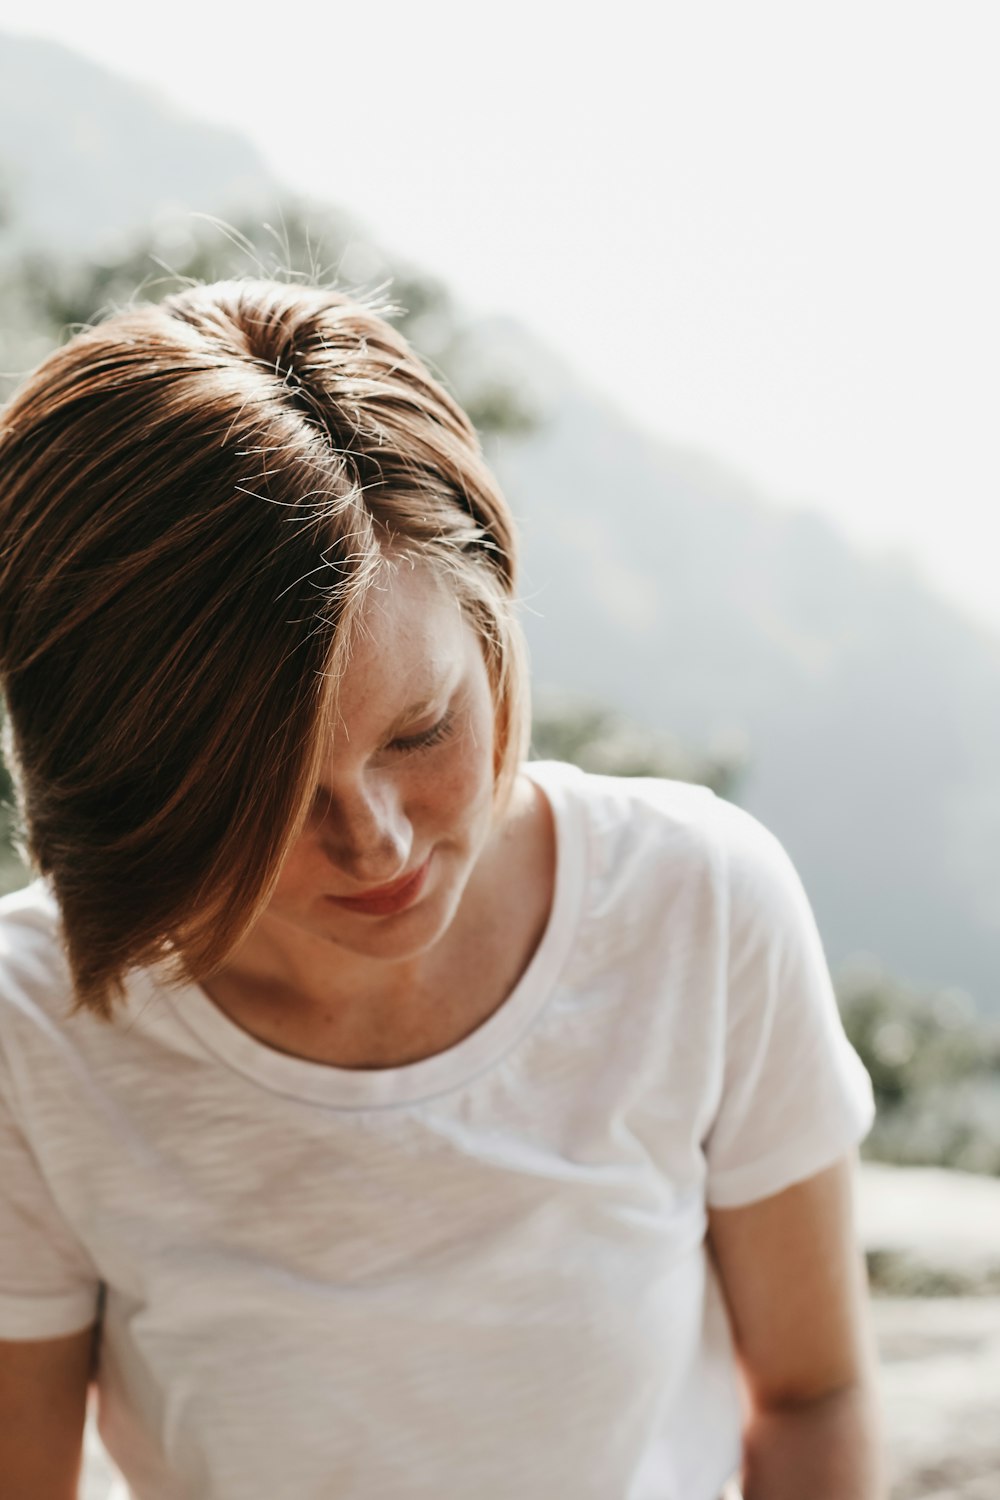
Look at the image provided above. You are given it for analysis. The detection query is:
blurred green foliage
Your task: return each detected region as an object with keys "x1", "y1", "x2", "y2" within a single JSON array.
[
  {"x1": 0, "y1": 202, "x2": 538, "y2": 437},
  {"x1": 839, "y1": 963, "x2": 1000, "y2": 1175},
  {"x1": 0, "y1": 717, "x2": 22, "y2": 897},
  {"x1": 530, "y1": 694, "x2": 746, "y2": 800}
]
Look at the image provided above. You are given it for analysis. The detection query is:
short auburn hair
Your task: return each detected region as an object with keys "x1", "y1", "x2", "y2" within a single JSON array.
[{"x1": 0, "y1": 280, "x2": 528, "y2": 1016}]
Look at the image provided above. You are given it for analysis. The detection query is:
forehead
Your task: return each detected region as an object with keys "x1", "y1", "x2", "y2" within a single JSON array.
[{"x1": 329, "y1": 559, "x2": 472, "y2": 731}]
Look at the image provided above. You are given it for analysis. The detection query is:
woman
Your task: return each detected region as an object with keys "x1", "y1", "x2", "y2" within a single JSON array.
[{"x1": 0, "y1": 280, "x2": 884, "y2": 1499}]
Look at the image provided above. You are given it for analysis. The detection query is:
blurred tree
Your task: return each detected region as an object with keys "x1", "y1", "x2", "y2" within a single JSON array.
[
  {"x1": 838, "y1": 961, "x2": 1000, "y2": 1174},
  {"x1": 531, "y1": 693, "x2": 747, "y2": 800},
  {"x1": 0, "y1": 712, "x2": 22, "y2": 896},
  {"x1": 0, "y1": 203, "x2": 538, "y2": 438}
]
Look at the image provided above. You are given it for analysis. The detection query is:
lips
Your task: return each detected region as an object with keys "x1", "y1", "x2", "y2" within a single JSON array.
[{"x1": 326, "y1": 855, "x2": 432, "y2": 916}]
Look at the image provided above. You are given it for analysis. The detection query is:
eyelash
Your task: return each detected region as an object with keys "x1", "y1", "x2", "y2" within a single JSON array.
[{"x1": 389, "y1": 709, "x2": 457, "y2": 754}]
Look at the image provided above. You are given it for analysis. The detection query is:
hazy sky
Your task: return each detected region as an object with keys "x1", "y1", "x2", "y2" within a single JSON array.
[{"x1": 3, "y1": 0, "x2": 999, "y2": 634}]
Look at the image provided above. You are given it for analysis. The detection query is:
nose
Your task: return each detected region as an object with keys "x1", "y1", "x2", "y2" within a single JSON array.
[{"x1": 317, "y1": 772, "x2": 413, "y2": 888}]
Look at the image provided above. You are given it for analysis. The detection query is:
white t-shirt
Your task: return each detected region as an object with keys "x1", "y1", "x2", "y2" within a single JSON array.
[{"x1": 0, "y1": 762, "x2": 874, "y2": 1500}]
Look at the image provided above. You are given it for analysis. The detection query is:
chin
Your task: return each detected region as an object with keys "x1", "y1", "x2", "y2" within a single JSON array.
[{"x1": 314, "y1": 878, "x2": 465, "y2": 963}]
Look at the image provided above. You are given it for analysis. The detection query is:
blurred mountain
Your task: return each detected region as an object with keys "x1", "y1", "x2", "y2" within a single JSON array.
[
  {"x1": 1, "y1": 31, "x2": 997, "y2": 1013},
  {"x1": 480, "y1": 320, "x2": 1000, "y2": 1011},
  {"x1": 0, "y1": 32, "x2": 276, "y2": 255}
]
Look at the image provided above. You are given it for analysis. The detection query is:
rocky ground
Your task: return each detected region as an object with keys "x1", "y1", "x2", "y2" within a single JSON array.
[
  {"x1": 873, "y1": 1297, "x2": 1000, "y2": 1498},
  {"x1": 81, "y1": 1162, "x2": 1000, "y2": 1499},
  {"x1": 857, "y1": 1162, "x2": 1000, "y2": 1498}
]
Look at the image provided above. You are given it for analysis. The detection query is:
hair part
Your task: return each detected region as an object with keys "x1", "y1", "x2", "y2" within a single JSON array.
[{"x1": 0, "y1": 279, "x2": 528, "y2": 1016}]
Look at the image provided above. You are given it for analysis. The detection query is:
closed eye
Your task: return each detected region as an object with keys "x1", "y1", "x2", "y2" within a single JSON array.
[{"x1": 389, "y1": 708, "x2": 457, "y2": 754}]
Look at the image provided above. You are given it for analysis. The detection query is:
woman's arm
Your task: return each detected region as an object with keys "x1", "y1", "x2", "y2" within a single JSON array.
[
  {"x1": 0, "y1": 1325, "x2": 95, "y2": 1499},
  {"x1": 707, "y1": 1155, "x2": 887, "y2": 1500}
]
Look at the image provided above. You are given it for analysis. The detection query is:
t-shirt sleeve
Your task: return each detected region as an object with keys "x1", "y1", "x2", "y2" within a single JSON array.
[
  {"x1": 0, "y1": 1042, "x2": 102, "y2": 1338},
  {"x1": 704, "y1": 799, "x2": 875, "y2": 1210}
]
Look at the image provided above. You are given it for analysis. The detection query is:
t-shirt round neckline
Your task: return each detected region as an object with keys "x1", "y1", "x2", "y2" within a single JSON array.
[{"x1": 157, "y1": 761, "x2": 587, "y2": 1109}]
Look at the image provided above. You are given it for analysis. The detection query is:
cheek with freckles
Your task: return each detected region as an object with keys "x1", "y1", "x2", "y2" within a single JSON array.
[{"x1": 413, "y1": 714, "x2": 495, "y2": 849}]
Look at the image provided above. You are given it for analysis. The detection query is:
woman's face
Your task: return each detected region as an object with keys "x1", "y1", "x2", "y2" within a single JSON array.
[{"x1": 261, "y1": 560, "x2": 498, "y2": 964}]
